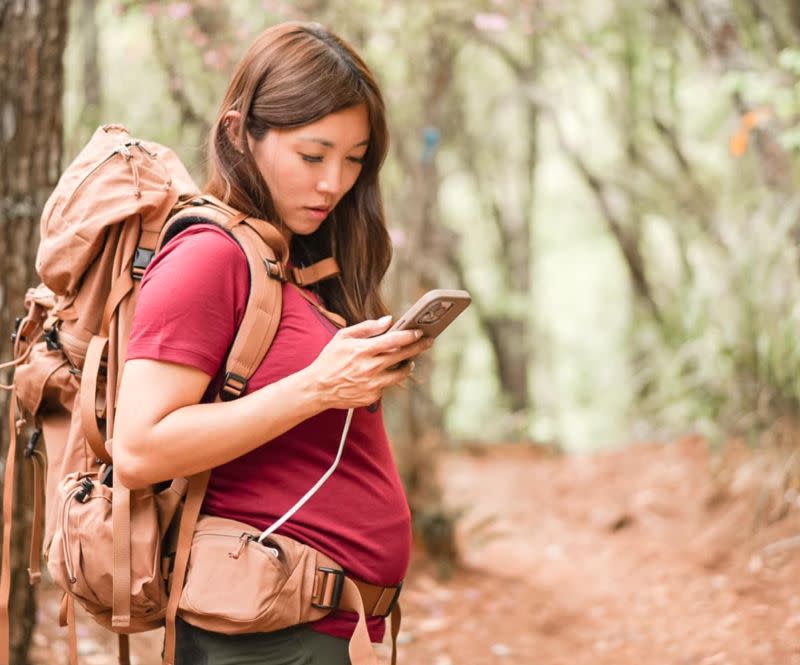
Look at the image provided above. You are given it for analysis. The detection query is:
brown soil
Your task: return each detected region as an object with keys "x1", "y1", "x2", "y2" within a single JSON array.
[{"x1": 30, "y1": 437, "x2": 800, "y2": 664}]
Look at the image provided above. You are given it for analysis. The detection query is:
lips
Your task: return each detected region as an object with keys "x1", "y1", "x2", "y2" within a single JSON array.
[{"x1": 304, "y1": 205, "x2": 331, "y2": 222}]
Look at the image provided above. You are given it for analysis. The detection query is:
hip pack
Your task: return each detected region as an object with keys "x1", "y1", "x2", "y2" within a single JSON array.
[{"x1": 0, "y1": 125, "x2": 400, "y2": 665}]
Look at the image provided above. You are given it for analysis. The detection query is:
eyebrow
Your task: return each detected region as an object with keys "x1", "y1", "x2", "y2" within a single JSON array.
[{"x1": 297, "y1": 137, "x2": 369, "y2": 149}]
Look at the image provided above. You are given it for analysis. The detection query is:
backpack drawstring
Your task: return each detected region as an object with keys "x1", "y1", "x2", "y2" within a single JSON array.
[
  {"x1": 115, "y1": 143, "x2": 142, "y2": 198},
  {"x1": 116, "y1": 140, "x2": 171, "y2": 196}
]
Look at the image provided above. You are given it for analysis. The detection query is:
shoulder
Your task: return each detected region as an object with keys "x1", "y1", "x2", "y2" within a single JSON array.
[
  {"x1": 129, "y1": 223, "x2": 250, "y2": 373},
  {"x1": 162, "y1": 221, "x2": 243, "y2": 262},
  {"x1": 141, "y1": 222, "x2": 248, "y2": 287},
  {"x1": 135, "y1": 222, "x2": 250, "y2": 328}
]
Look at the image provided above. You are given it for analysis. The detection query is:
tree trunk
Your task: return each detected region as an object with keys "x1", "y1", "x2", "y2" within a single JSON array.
[
  {"x1": 485, "y1": 43, "x2": 540, "y2": 418},
  {"x1": 384, "y1": 33, "x2": 460, "y2": 577},
  {"x1": 0, "y1": 1, "x2": 68, "y2": 663},
  {"x1": 80, "y1": 0, "x2": 101, "y2": 125},
  {"x1": 451, "y1": 33, "x2": 541, "y2": 425},
  {"x1": 791, "y1": 0, "x2": 800, "y2": 37}
]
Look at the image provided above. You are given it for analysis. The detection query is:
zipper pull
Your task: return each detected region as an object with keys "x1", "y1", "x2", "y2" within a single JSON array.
[{"x1": 228, "y1": 533, "x2": 250, "y2": 560}]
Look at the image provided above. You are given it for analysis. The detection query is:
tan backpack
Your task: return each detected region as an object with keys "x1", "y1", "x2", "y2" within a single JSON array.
[{"x1": 0, "y1": 125, "x2": 400, "y2": 665}]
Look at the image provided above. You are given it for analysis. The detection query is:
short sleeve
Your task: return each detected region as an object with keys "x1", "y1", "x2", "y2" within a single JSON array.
[{"x1": 126, "y1": 224, "x2": 250, "y2": 377}]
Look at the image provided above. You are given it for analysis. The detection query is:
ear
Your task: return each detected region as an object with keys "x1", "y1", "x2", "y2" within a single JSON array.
[{"x1": 222, "y1": 110, "x2": 245, "y2": 153}]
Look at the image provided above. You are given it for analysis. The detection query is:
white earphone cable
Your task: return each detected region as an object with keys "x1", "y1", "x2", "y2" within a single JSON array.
[{"x1": 257, "y1": 407, "x2": 354, "y2": 543}]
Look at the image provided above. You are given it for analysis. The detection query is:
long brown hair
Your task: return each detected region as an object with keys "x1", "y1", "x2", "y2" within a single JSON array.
[{"x1": 206, "y1": 22, "x2": 391, "y2": 324}]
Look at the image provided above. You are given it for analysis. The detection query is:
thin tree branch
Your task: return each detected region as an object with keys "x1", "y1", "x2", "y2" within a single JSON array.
[
  {"x1": 465, "y1": 24, "x2": 526, "y2": 79},
  {"x1": 791, "y1": 0, "x2": 800, "y2": 39},
  {"x1": 749, "y1": 0, "x2": 788, "y2": 51},
  {"x1": 151, "y1": 17, "x2": 209, "y2": 134},
  {"x1": 664, "y1": 0, "x2": 711, "y2": 54},
  {"x1": 548, "y1": 111, "x2": 663, "y2": 325}
]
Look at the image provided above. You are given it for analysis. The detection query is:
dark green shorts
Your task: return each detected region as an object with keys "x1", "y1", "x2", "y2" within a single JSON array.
[{"x1": 175, "y1": 618, "x2": 351, "y2": 665}]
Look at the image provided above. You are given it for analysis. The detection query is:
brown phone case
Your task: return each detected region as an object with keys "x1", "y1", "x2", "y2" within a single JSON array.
[{"x1": 390, "y1": 289, "x2": 471, "y2": 338}]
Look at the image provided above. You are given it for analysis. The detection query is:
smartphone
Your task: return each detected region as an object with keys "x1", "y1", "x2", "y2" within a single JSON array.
[{"x1": 390, "y1": 289, "x2": 471, "y2": 338}]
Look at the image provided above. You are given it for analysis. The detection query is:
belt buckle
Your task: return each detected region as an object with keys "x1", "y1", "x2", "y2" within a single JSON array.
[{"x1": 313, "y1": 567, "x2": 345, "y2": 611}]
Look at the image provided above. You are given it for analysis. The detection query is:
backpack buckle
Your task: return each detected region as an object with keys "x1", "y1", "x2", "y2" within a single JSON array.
[
  {"x1": 132, "y1": 247, "x2": 156, "y2": 280},
  {"x1": 43, "y1": 327, "x2": 61, "y2": 351},
  {"x1": 221, "y1": 372, "x2": 248, "y2": 400},
  {"x1": 10, "y1": 317, "x2": 23, "y2": 344},
  {"x1": 23, "y1": 429, "x2": 42, "y2": 459},
  {"x1": 264, "y1": 258, "x2": 287, "y2": 282},
  {"x1": 76, "y1": 477, "x2": 94, "y2": 503},
  {"x1": 312, "y1": 567, "x2": 345, "y2": 611}
]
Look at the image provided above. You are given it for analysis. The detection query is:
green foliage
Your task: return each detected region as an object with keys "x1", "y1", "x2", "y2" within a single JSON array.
[
  {"x1": 60, "y1": 0, "x2": 800, "y2": 451},
  {"x1": 633, "y1": 197, "x2": 800, "y2": 444}
]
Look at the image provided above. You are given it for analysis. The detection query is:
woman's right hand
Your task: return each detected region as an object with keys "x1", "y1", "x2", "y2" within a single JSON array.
[{"x1": 305, "y1": 315, "x2": 433, "y2": 410}]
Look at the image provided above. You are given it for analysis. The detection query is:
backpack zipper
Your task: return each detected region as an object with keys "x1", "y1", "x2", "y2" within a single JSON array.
[
  {"x1": 60, "y1": 478, "x2": 110, "y2": 585},
  {"x1": 59, "y1": 484, "x2": 84, "y2": 584},
  {"x1": 47, "y1": 151, "x2": 121, "y2": 233},
  {"x1": 52, "y1": 140, "x2": 168, "y2": 227},
  {"x1": 192, "y1": 532, "x2": 280, "y2": 560}
]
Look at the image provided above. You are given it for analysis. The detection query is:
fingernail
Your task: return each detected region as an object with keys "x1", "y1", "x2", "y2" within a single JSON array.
[
  {"x1": 409, "y1": 361, "x2": 416, "y2": 373},
  {"x1": 378, "y1": 315, "x2": 392, "y2": 325},
  {"x1": 414, "y1": 329, "x2": 424, "y2": 339}
]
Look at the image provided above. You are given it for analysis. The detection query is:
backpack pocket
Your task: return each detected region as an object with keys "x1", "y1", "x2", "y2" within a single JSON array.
[{"x1": 47, "y1": 473, "x2": 168, "y2": 620}]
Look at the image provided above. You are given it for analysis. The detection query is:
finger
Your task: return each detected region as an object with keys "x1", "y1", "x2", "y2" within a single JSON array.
[
  {"x1": 390, "y1": 361, "x2": 422, "y2": 390},
  {"x1": 368, "y1": 329, "x2": 423, "y2": 353},
  {"x1": 382, "y1": 360, "x2": 415, "y2": 388},
  {"x1": 339, "y1": 315, "x2": 393, "y2": 339},
  {"x1": 378, "y1": 336, "x2": 433, "y2": 369}
]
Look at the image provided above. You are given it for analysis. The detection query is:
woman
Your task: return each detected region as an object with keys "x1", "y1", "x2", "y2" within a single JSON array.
[{"x1": 113, "y1": 21, "x2": 429, "y2": 665}]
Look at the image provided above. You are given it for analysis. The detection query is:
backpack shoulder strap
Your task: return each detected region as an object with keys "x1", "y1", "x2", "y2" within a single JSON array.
[
  {"x1": 220, "y1": 221, "x2": 284, "y2": 399},
  {"x1": 161, "y1": 196, "x2": 342, "y2": 399},
  {"x1": 155, "y1": 201, "x2": 284, "y2": 400}
]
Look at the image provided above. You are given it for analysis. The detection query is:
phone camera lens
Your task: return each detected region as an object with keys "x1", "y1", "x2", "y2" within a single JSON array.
[{"x1": 416, "y1": 301, "x2": 452, "y2": 325}]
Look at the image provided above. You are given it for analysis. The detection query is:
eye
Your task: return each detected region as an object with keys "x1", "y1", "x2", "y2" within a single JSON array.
[
  {"x1": 300, "y1": 154, "x2": 323, "y2": 163},
  {"x1": 347, "y1": 156, "x2": 366, "y2": 165}
]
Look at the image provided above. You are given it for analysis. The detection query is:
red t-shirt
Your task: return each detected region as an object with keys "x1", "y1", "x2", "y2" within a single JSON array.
[{"x1": 126, "y1": 224, "x2": 411, "y2": 642}]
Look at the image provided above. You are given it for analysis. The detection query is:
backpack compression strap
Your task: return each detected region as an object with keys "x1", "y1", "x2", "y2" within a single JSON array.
[
  {"x1": 0, "y1": 296, "x2": 47, "y2": 665},
  {"x1": 0, "y1": 393, "x2": 19, "y2": 665}
]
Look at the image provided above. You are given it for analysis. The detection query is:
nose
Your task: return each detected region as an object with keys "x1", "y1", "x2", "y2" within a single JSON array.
[{"x1": 316, "y1": 164, "x2": 342, "y2": 196}]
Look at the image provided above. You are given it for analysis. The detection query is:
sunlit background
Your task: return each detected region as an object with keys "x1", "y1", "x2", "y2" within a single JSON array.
[{"x1": 61, "y1": 0, "x2": 799, "y2": 452}]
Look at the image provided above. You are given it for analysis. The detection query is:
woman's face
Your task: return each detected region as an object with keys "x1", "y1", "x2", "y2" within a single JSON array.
[{"x1": 247, "y1": 104, "x2": 370, "y2": 240}]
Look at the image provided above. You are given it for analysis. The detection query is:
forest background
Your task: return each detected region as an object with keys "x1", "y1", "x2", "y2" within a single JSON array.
[
  {"x1": 53, "y1": 0, "x2": 800, "y2": 452},
  {"x1": 1, "y1": 0, "x2": 800, "y2": 663}
]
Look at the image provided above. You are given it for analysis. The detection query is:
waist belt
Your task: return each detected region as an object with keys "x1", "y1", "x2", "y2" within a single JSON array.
[{"x1": 313, "y1": 567, "x2": 403, "y2": 619}]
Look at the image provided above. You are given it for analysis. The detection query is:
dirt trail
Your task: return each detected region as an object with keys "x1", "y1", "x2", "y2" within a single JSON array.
[
  {"x1": 397, "y1": 439, "x2": 800, "y2": 665},
  {"x1": 30, "y1": 438, "x2": 800, "y2": 664}
]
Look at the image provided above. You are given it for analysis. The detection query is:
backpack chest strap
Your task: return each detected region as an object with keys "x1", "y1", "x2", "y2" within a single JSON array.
[{"x1": 291, "y1": 258, "x2": 340, "y2": 286}]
